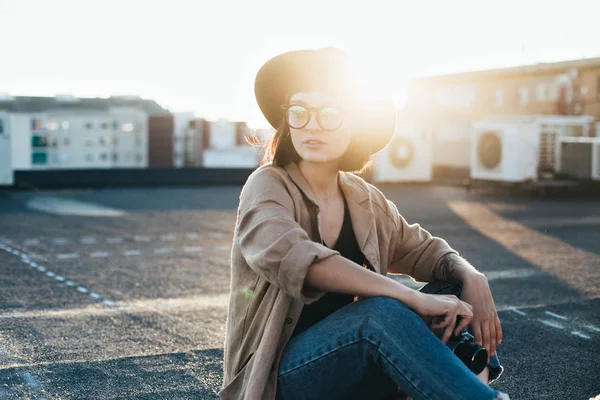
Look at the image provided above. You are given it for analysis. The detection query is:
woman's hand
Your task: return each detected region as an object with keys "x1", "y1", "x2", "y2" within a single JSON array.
[
  {"x1": 460, "y1": 272, "x2": 502, "y2": 360},
  {"x1": 408, "y1": 291, "x2": 474, "y2": 344}
]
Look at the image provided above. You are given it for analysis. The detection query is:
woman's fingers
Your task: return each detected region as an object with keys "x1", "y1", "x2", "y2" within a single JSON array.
[
  {"x1": 441, "y1": 312, "x2": 457, "y2": 344},
  {"x1": 489, "y1": 320, "x2": 497, "y2": 357},
  {"x1": 481, "y1": 323, "x2": 491, "y2": 361},
  {"x1": 471, "y1": 321, "x2": 483, "y2": 348},
  {"x1": 495, "y1": 315, "x2": 503, "y2": 345},
  {"x1": 454, "y1": 314, "x2": 471, "y2": 337}
]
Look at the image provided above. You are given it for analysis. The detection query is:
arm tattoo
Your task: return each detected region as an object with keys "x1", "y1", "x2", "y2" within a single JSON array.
[{"x1": 436, "y1": 253, "x2": 462, "y2": 282}]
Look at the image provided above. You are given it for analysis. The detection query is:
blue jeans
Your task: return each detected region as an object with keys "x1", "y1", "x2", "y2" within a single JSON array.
[{"x1": 276, "y1": 283, "x2": 506, "y2": 400}]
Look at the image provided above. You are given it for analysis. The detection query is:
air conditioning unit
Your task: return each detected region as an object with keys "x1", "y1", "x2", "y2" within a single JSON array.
[
  {"x1": 537, "y1": 115, "x2": 594, "y2": 174},
  {"x1": 559, "y1": 137, "x2": 600, "y2": 181},
  {"x1": 373, "y1": 124, "x2": 433, "y2": 183},
  {"x1": 0, "y1": 111, "x2": 14, "y2": 185},
  {"x1": 470, "y1": 121, "x2": 539, "y2": 182}
]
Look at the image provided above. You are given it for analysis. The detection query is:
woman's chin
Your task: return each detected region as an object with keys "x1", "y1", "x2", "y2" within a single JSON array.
[{"x1": 300, "y1": 154, "x2": 339, "y2": 164}]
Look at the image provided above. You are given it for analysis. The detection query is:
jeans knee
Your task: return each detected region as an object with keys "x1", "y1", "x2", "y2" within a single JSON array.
[{"x1": 357, "y1": 296, "x2": 413, "y2": 326}]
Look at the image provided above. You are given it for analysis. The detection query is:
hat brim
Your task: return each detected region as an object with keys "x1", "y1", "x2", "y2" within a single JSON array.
[{"x1": 254, "y1": 48, "x2": 396, "y2": 156}]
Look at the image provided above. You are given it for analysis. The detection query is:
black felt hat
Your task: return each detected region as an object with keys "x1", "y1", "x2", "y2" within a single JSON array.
[{"x1": 254, "y1": 47, "x2": 396, "y2": 155}]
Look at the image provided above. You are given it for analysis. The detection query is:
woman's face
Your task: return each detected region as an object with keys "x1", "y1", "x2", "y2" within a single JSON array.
[{"x1": 288, "y1": 92, "x2": 353, "y2": 165}]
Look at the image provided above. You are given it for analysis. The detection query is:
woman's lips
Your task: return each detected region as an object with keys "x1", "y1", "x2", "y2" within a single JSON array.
[{"x1": 304, "y1": 141, "x2": 326, "y2": 148}]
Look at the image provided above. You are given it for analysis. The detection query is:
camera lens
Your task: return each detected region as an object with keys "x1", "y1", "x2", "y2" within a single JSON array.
[{"x1": 453, "y1": 342, "x2": 488, "y2": 375}]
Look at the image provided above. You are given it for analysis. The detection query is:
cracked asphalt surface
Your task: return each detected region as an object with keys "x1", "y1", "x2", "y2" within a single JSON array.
[{"x1": 0, "y1": 183, "x2": 599, "y2": 399}]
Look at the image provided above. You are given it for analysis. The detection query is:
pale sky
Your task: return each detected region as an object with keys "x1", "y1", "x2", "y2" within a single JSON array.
[{"x1": 0, "y1": 0, "x2": 598, "y2": 128}]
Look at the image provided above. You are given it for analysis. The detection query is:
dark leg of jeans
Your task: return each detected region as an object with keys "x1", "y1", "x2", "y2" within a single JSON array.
[{"x1": 276, "y1": 296, "x2": 500, "y2": 400}]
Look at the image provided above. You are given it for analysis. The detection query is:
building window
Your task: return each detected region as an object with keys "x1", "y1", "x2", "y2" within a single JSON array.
[
  {"x1": 495, "y1": 89, "x2": 504, "y2": 107},
  {"x1": 0, "y1": 119, "x2": 4, "y2": 135},
  {"x1": 122, "y1": 123, "x2": 134, "y2": 132},
  {"x1": 101, "y1": 122, "x2": 110, "y2": 130},
  {"x1": 85, "y1": 122, "x2": 94, "y2": 129},
  {"x1": 32, "y1": 152, "x2": 48, "y2": 164},
  {"x1": 32, "y1": 119, "x2": 44, "y2": 131},
  {"x1": 100, "y1": 153, "x2": 108, "y2": 161},
  {"x1": 31, "y1": 135, "x2": 48, "y2": 148},
  {"x1": 85, "y1": 139, "x2": 94, "y2": 147},
  {"x1": 47, "y1": 121, "x2": 59, "y2": 131},
  {"x1": 597, "y1": 76, "x2": 600, "y2": 98},
  {"x1": 436, "y1": 85, "x2": 475, "y2": 108},
  {"x1": 63, "y1": 137, "x2": 71, "y2": 146},
  {"x1": 61, "y1": 121, "x2": 70, "y2": 130},
  {"x1": 519, "y1": 87, "x2": 529, "y2": 106},
  {"x1": 99, "y1": 136, "x2": 109, "y2": 146},
  {"x1": 535, "y1": 82, "x2": 558, "y2": 101},
  {"x1": 85, "y1": 154, "x2": 94, "y2": 162}
]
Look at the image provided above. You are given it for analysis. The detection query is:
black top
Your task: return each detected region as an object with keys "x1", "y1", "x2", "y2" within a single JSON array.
[{"x1": 291, "y1": 195, "x2": 365, "y2": 338}]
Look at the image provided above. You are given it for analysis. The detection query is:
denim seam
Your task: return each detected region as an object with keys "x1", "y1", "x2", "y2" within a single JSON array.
[{"x1": 278, "y1": 336, "x2": 432, "y2": 400}]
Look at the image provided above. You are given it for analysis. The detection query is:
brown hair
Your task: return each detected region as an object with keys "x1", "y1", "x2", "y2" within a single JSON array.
[{"x1": 247, "y1": 115, "x2": 372, "y2": 174}]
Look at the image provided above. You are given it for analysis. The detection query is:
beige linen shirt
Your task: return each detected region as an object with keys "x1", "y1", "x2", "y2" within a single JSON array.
[{"x1": 219, "y1": 161, "x2": 457, "y2": 400}]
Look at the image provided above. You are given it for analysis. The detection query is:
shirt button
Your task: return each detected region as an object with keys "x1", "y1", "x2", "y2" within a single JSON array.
[{"x1": 285, "y1": 317, "x2": 293, "y2": 324}]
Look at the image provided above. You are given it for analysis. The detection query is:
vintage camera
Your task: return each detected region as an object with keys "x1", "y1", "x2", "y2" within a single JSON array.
[{"x1": 446, "y1": 330, "x2": 488, "y2": 375}]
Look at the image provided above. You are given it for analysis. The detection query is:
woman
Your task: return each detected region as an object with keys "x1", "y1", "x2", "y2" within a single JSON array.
[{"x1": 220, "y1": 47, "x2": 509, "y2": 400}]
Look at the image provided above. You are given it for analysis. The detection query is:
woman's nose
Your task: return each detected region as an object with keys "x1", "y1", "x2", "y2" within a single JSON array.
[{"x1": 304, "y1": 112, "x2": 321, "y2": 131}]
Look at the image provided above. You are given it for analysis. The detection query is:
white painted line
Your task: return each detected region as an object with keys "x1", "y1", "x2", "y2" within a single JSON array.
[
  {"x1": 571, "y1": 331, "x2": 591, "y2": 339},
  {"x1": 57, "y1": 253, "x2": 79, "y2": 260},
  {"x1": 186, "y1": 233, "x2": 200, "y2": 239},
  {"x1": 134, "y1": 236, "x2": 150, "y2": 242},
  {"x1": 65, "y1": 281, "x2": 75, "y2": 287},
  {"x1": 81, "y1": 237, "x2": 96, "y2": 244},
  {"x1": 24, "y1": 239, "x2": 40, "y2": 245},
  {"x1": 160, "y1": 234, "x2": 176, "y2": 241},
  {"x1": 544, "y1": 311, "x2": 568, "y2": 320},
  {"x1": 485, "y1": 269, "x2": 537, "y2": 280},
  {"x1": 508, "y1": 308, "x2": 527, "y2": 316},
  {"x1": 541, "y1": 320, "x2": 564, "y2": 329},
  {"x1": 29, "y1": 262, "x2": 38, "y2": 267},
  {"x1": 37, "y1": 266, "x2": 47, "y2": 272},
  {"x1": 184, "y1": 246, "x2": 203, "y2": 253},
  {"x1": 90, "y1": 293, "x2": 101, "y2": 300},
  {"x1": 107, "y1": 237, "x2": 124, "y2": 243},
  {"x1": 53, "y1": 238, "x2": 70, "y2": 245},
  {"x1": 154, "y1": 248, "x2": 172, "y2": 254},
  {"x1": 103, "y1": 299, "x2": 116, "y2": 306},
  {"x1": 55, "y1": 276, "x2": 65, "y2": 282},
  {"x1": 46, "y1": 271, "x2": 56, "y2": 278},
  {"x1": 26, "y1": 195, "x2": 126, "y2": 217},
  {"x1": 583, "y1": 324, "x2": 600, "y2": 333},
  {"x1": 76, "y1": 286, "x2": 88, "y2": 294},
  {"x1": 123, "y1": 250, "x2": 141, "y2": 256},
  {"x1": 91, "y1": 251, "x2": 111, "y2": 258}
]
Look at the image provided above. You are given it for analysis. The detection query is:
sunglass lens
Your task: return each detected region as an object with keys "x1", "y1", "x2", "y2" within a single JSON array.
[
  {"x1": 287, "y1": 105, "x2": 309, "y2": 129},
  {"x1": 318, "y1": 107, "x2": 342, "y2": 130}
]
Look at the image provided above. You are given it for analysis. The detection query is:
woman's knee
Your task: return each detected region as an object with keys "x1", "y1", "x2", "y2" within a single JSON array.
[{"x1": 354, "y1": 296, "x2": 418, "y2": 329}]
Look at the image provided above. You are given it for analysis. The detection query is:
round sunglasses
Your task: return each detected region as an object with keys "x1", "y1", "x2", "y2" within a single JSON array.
[{"x1": 283, "y1": 104, "x2": 344, "y2": 131}]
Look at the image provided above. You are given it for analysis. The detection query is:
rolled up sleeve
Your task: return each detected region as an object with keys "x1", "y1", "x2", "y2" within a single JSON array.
[
  {"x1": 236, "y1": 170, "x2": 339, "y2": 304},
  {"x1": 386, "y1": 200, "x2": 458, "y2": 282}
]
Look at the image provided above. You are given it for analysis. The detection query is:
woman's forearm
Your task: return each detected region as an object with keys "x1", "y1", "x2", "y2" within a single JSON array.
[{"x1": 305, "y1": 255, "x2": 419, "y2": 306}]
